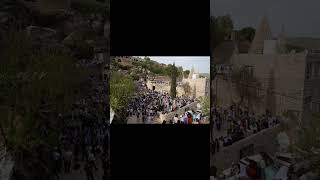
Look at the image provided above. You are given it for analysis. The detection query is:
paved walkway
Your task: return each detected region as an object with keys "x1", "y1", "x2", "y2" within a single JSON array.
[
  {"x1": 0, "y1": 155, "x2": 14, "y2": 180},
  {"x1": 127, "y1": 115, "x2": 142, "y2": 124},
  {"x1": 60, "y1": 159, "x2": 104, "y2": 180},
  {"x1": 127, "y1": 115, "x2": 161, "y2": 124}
]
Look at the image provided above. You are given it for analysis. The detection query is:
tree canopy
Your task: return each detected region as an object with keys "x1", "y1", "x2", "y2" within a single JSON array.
[
  {"x1": 210, "y1": 15, "x2": 234, "y2": 50},
  {"x1": 295, "y1": 113, "x2": 320, "y2": 176},
  {"x1": 169, "y1": 63, "x2": 178, "y2": 99},
  {"x1": 181, "y1": 82, "x2": 191, "y2": 96},
  {"x1": 0, "y1": 30, "x2": 88, "y2": 179},
  {"x1": 110, "y1": 71, "x2": 135, "y2": 113},
  {"x1": 239, "y1": 27, "x2": 256, "y2": 42},
  {"x1": 199, "y1": 96, "x2": 210, "y2": 116}
]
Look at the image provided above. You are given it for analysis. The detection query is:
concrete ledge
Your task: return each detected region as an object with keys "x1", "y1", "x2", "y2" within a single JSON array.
[
  {"x1": 159, "y1": 101, "x2": 199, "y2": 122},
  {"x1": 211, "y1": 124, "x2": 283, "y2": 171}
]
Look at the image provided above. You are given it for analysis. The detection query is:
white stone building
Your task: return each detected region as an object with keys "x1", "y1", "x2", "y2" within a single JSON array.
[
  {"x1": 147, "y1": 66, "x2": 210, "y2": 98},
  {"x1": 212, "y1": 15, "x2": 320, "y2": 121}
]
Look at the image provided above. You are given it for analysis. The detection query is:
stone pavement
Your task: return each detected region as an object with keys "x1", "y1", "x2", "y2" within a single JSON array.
[
  {"x1": 127, "y1": 115, "x2": 142, "y2": 124},
  {"x1": 60, "y1": 159, "x2": 104, "y2": 180},
  {"x1": 0, "y1": 155, "x2": 15, "y2": 180},
  {"x1": 127, "y1": 115, "x2": 160, "y2": 124}
]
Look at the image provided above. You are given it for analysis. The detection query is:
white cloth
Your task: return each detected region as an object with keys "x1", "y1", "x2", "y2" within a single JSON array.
[{"x1": 173, "y1": 117, "x2": 179, "y2": 124}]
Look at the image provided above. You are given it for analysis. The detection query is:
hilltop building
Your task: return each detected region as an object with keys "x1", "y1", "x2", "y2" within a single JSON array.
[
  {"x1": 147, "y1": 65, "x2": 210, "y2": 98},
  {"x1": 212, "y1": 15, "x2": 320, "y2": 122}
]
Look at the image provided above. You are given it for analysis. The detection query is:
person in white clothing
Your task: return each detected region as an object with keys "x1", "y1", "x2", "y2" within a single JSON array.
[{"x1": 173, "y1": 114, "x2": 179, "y2": 124}]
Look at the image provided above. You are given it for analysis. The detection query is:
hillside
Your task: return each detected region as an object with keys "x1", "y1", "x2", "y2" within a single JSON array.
[{"x1": 111, "y1": 56, "x2": 187, "y2": 80}]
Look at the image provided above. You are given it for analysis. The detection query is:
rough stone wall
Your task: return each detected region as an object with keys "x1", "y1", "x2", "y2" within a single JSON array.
[
  {"x1": 182, "y1": 77, "x2": 209, "y2": 98},
  {"x1": 304, "y1": 54, "x2": 320, "y2": 110},
  {"x1": 146, "y1": 80, "x2": 185, "y2": 96},
  {"x1": 211, "y1": 125, "x2": 283, "y2": 171},
  {"x1": 214, "y1": 53, "x2": 307, "y2": 117}
]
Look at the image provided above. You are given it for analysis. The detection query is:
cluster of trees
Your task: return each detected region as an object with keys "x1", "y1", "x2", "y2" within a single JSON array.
[
  {"x1": 296, "y1": 113, "x2": 320, "y2": 177},
  {"x1": 199, "y1": 96, "x2": 210, "y2": 116},
  {"x1": 131, "y1": 57, "x2": 188, "y2": 78},
  {"x1": 0, "y1": 30, "x2": 89, "y2": 179},
  {"x1": 169, "y1": 63, "x2": 178, "y2": 99},
  {"x1": 210, "y1": 15, "x2": 233, "y2": 50},
  {"x1": 110, "y1": 71, "x2": 135, "y2": 113},
  {"x1": 210, "y1": 15, "x2": 255, "y2": 50}
]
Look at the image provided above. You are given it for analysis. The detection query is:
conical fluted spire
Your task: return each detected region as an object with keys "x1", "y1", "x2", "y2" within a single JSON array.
[
  {"x1": 189, "y1": 65, "x2": 194, "y2": 79},
  {"x1": 249, "y1": 15, "x2": 273, "y2": 54}
]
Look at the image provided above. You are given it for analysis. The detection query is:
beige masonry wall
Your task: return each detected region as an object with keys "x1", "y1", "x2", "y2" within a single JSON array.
[
  {"x1": 214, "y1": 53, "x2": 307, "y2": 118},
  {"x1": 303, "y1": 53, "x2": 320, "y2": 114},
  {"x1": 147, "y1": 78, "x2": 209, "y2": 98},
  {"x1": 146, "y1": 80, "x2": 185, "y2": 96},
  {"x1": 182, "y1": 78, "x2": 210, "y2": 98},
  {"x1": 211, "y1": 124, "x2": 283, "y2": 171}
]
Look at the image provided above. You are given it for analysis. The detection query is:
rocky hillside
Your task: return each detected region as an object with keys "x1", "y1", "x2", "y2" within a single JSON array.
[
  {"x1": 111, "y1": 56, "x2": 186, "y2": 80},
  {"x1": 0, "y1": 0, "x2": 109, "y2": 59}
]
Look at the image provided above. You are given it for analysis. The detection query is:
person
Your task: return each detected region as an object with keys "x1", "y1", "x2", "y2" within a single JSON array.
[
  {"x1": 173, "y1": 114, "x2": 179, "y2": 124},
  {"x1": 246, "y1": 160, "x2": 259, "y2": 180},
  {"x1": 211, "y1": 139, "x2": 216, "y2": 154},
  {"x1": 53, "y1": 147, "x2": 61, "y2": 175},
  {"x1": 84, "y1": 160, "x2": 96, "y2": 180},
  {"x1": 187, "y1": 112, "x2": 193, "y2": 124},
  {"x1": 162, "y1": 120, "x2": 167, "y2": 124},
  {"x1": 215, "y1": 138, "x2": 220, "y2": 152},
  {"x1": 64, "y1": 149, "x2": 73, "y2": 173}
]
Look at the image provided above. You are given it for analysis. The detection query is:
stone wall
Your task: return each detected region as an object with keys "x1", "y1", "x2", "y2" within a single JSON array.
[
  {"x1": 146, "y1": 80, "x2": 185, "y2": 97},
  {"x1": 211, "y1": 124, "x2": 283, "y2": 171},
  {"x1": 159, "y1": 101, "x2": 199, "y2": 122},
  {"x1": 182, "y1": 77, "x2": 210, "y2": 98},
  {"x1": 214, "y1": 53, "x2": 307, "y2": 118},
  {"x1": 147, "y1": 77, "x2": 210, "y2": 98},
  {"x1": 303, "y1": 53, "x2": 320, "y2": 113}
]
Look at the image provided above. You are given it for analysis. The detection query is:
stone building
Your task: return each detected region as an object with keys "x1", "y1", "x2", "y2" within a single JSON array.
[
  {"x1": 212, "y1": 15, "x2": 320, "y2": 121},
  {"x1": 182, "y1": 66, "x2": 210, "y2": 98},
  {"x1": 147, "y1": 66, "x2": 210, "y2": 98}
]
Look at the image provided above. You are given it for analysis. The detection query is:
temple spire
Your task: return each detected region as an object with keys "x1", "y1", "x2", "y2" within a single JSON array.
[
  {"x1": 189, "y1": 65, "x2": 194, "y2": 79},
  {"x1": 249, "y1": 14, "x2": 273, "y2": 54},
  {"x1": 278, "y1": 24, "x2": 287, "y2": 53}
]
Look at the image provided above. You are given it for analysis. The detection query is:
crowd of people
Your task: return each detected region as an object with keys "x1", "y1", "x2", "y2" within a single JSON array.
[
  {"x1": 51, "y1": 61, "x2": 110, "y2": 180},
  {"x1": 162, "y1": 109, "x2": 206, "y2": 124},
  {"x1": 211, "y1": 104, "x2": 281, "y2": 151},
  {"x1": 127, "y1": 82, "x2": 196, "y2": 124}
]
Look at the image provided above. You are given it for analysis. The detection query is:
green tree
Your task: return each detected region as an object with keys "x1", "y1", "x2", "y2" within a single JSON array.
[
  {"x1": 181, "y1": 82, "x2": 191, "y2": 96},
  {"x1": 0, "y1": 30, "x2": 88, "y2": 179},
  {"x1": 239, "y1": 27, "x2": 256, "y2": 42},
  {"x1": 110, "y1": 71, "x2": 135, "y2": 113},
  {"x1": 183, "y1": 70, "x2": 190, "y2": 78},
  {"x1": 295, "y1": 113, "x2": 320, "y2": 176},
  {"x1": 211, "y1": 15, "x2": 234, "y2": 50},
  {"x1": 199, "y1": 96, "x2": 210, "y2": 116},
  {"x1": 169, "y1": 63, "x2": 178, "y2": 99}
]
